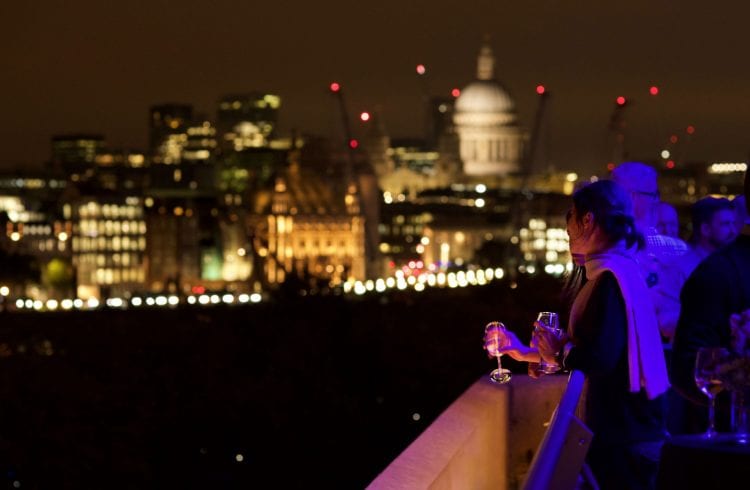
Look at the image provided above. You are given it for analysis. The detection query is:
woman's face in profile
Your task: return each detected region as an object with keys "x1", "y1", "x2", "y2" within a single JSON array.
[{"x1": 566, "y1": 206, "x2": 587, "y2": 256}]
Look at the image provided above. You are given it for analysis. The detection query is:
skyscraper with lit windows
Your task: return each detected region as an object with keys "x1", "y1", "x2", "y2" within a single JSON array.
[
  {"x1": 149, "y1": 103, "x2": 193, "y2": 164},
  {"x1": 217, "y1": 93, "x2": 280, "y2": 152}
]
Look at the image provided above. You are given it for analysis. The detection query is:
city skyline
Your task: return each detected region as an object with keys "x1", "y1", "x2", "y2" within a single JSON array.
[{"x1": 5, "y1": 1, "x2": 750, "y2": 175}]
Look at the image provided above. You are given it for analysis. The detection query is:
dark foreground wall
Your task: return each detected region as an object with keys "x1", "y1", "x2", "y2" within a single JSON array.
[{"x1": 0, "y1": 274, "x2": 563, "y2": 489}]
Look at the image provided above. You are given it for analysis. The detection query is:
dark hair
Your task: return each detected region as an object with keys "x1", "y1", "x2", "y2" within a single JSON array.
[
  {"x1": 689, "y1": 196, "x2": 734, "y2": 243},
  {"x1": 571, "y1": 179, "x2": 644, "y2": 250}
]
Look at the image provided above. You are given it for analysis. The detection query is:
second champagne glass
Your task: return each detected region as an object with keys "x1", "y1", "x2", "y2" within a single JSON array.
[
  {"x1": 536, "y1": 312, "x2": 563, "y2": 374},
  {"x1": 694, "y1": 346, "x2": 730, "y2": 438},
  {"x1": 484, "y1": 321, "x2": 512, "y2": 384}
]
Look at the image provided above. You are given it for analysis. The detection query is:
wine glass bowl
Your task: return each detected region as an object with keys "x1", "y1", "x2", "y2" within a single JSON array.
[
  {"x1": 536, "y1": 312, "x2": 563, "y2": 374},
  {"x1": 694, "y1": 346, "x2": 730, "y2": 438},
  {"x1": 484, "y1": 321, "x2": 512, "y2": 384}
]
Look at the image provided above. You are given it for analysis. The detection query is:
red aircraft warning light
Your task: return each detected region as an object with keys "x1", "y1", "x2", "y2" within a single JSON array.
[
  {"x1": 616, "y1": 96, "x2": 627, "y2": 106},
  {"x1": 649, "y1": 86, "x2": 659, "y2": 96},
  {"x1": 329, "y1": 82, "x2": 341, "y2": 92},
  {"x1": 349, "y1": 139, "x2": 359, "y2": 149},
  {"x1": 686, "y1": 125, "x2": 696, "y2": 135},
  {"x1": 416, "y1": 64, "x2": 426, "y2": 75},
  {"x1": 451, "y1": 88, "x2": 460, "y2": 98},
  {"x1": 360, "y1": 112, "x2": 370, "y2": 122},
  {"x1": 666, "y1": 160, "x2": 675, "y2": 169},
  {"x1": 536, "y1": 85, "x2": 546, "y2": 95}
]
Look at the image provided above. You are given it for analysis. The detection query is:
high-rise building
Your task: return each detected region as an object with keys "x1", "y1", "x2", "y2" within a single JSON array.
[
  {"x1": 217, "y1": 93, "x2": 280, "y2": 152},
  {"x1": 51, "y1": 134, "x2": 105, "y2": 179},
  {"x1": 149, "y1": 103, "x2": 193, "y2": 164}
]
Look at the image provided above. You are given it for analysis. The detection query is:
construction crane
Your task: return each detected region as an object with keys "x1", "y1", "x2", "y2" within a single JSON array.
[
  {"x1": 329, "y1": 81, "x2": 358, "y2": 185},
  {"x1": 606, "y1": 95, "x2": 629, "y2": 166}
]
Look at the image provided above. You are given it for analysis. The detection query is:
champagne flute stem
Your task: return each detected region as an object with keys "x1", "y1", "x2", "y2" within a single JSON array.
[
  {"x1": 497, "y1": 354, "x2": 503, "y2": 373},
  {"x1": 708, "y1": 395, "x2": 717, "y2": 436}
]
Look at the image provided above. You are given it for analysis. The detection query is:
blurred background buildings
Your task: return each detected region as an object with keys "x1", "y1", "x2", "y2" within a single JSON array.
[{"x1": 0, "y1": 41, "x2": 745, "y2": 311}]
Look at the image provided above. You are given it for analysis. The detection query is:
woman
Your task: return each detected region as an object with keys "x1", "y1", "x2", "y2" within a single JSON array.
[{"x1": 488, "y1": 179, "x2": 669, "y2": 489}]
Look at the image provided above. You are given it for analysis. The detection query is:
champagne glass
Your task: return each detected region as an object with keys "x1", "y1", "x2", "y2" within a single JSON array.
[
  {"x1": 484, "y1": 321, "x2": 511, "y2": 384},
  {"x1": 536, "y1": 312, "x2": 563, "y2": 374},
  {"x1": 694, "y1": 346, "x2": 730, "y2": 438}
]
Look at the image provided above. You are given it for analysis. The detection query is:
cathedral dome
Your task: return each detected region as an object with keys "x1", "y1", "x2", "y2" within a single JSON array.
[{"x1": 455, "y1": 80, "x2": 515, "y2": 114}]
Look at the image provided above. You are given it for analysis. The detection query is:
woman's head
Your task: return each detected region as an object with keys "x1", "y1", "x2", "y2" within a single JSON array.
[{"x1": 567, "y1": 179, "x2": 643, "y2": 255}]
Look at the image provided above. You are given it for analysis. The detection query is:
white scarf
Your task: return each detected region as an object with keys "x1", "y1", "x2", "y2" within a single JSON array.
[{"x1": 570, "y1": 247, "x2": 670, "y2": 399}]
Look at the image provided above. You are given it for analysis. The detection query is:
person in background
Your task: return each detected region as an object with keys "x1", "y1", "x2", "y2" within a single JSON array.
[
  {"x1": 657, "y1": 196, "x2": 737, "y2": 435},
  {"x1": 656, "y1": 201, "x2": 680, "y2": 239},
  {"x1": 611, "y1": 162, "x2": 688, "y2": 342},
  {"x1": 487, "y1": 179, "x2": 668, "y2": 490},
  {"x1": 657, "y1": 196, "x2": 738, "y2": 340},
  {"x1": 671, "y1": 171, "x2": 750, "y2": 434}
]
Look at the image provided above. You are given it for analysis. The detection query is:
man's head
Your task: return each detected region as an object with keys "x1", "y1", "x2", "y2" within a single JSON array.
[
  {"x1": 690, "y1": 196, "x2": 737, "y2": 251},
  {"x1": 656, "y1": 201, "x2": 679, "y2": 238},
  {"x1": 611, "y1": 161, "x2": 659, "y2": 229}
]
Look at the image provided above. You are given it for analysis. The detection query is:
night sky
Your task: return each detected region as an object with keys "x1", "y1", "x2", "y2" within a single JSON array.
[{"x1": 4, "y1": 0, "x2": 750, "y2": 175}]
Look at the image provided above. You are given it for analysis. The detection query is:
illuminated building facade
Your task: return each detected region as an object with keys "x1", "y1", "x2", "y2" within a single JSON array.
[
  {"x1": 217, "y1": 93, "x2": 280, "y2": 152},
  {"x1": 453, "y1": 43, "x2": 525, "y2": 178},
  {"x1": 149, "y1": 104, "x2": 193, "y2": 164},
  {"x1": 263, "y1": 166, "x2": 366, "y2": 286},
  {"x1": 183, "y1": 121, "x2": 218, "y2": 163},
  {"x1": 68, "y1": 197, "x2": 147, "y2": 299}
]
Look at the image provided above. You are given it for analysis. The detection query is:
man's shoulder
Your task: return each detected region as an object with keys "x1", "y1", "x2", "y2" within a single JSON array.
[
  {"x1": 688, "y1": 241, "x2": 746, "y2": 280},
  {"x1": 645, "y1": 233, "x2": 689, "y2": 257}
]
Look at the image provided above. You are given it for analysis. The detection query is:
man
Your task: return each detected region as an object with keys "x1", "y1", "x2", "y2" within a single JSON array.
[
  {"x1": 656, "y1": 201, "x2": 680, "y2": 238},
  {"x1": 671, "y1": 171, "x2": 750, "y2": 433},
  {"x1": 658, "y1": 196, "x2": 738, "y2": 341},
  {"x1": 611, "y1": 162, "x2": 688, "y2": 341}
]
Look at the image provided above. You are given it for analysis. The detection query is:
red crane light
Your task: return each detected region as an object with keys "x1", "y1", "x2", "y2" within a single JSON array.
[
  {"x1": 536, "y1": 85, "x2": 546, "y2": 95},
  {"x1": 330, "y1": 82, "x2": 341, "y2": 92},
  {"x1": 649, "y1": 86, "x2": 659, "y2": 96},
  {"x1": 616, "y1": 96, "x2": 627, "y2": 106},
  {"x1": 349, "y1": 139, "x2": 359, "y2": 149}
]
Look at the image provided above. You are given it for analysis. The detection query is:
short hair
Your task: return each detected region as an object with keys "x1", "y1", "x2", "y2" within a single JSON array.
[
  {"x1": 611, "y1": 161, "x2": 658, "y2": 194},
  {"x1": 690, "y1": 196, "x2": 734, "y2": 241},
  {"x1": 571, "y1": 179, "x2": 643, "y2": 250}
]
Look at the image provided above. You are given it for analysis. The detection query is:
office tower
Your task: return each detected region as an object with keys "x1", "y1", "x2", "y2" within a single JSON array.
[
  {"x1": 51, "y1": 134, "x2": 105, "y2": 178},
  {"x1": 183, "y1": 120, "x2": 217, "y2": 163},
  {"x1": 149, "y1": 103, "x2": 193, "y2": 164},
  {"x1": 217, "y1": 93, "x2": 280, "y2": 152},
  {"x1": 67, "y1": 196, "x2": 147, "y2": 299}
]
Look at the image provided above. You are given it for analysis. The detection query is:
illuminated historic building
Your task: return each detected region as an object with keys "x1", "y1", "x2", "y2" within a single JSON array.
[
  {"x1": 453, "y1": 42, "x2": 525, "y2": 178},
  {"x1": 262, "y1": 163, "x2": 366, "y2": 287}
]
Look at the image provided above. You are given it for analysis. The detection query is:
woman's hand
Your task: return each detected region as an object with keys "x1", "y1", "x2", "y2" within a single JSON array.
[
  {"x1": 490, "y1": 328, "x2": 541, "y2": 363},
  {"x1": 533, "y1": 321, "x2": 568, "y2": 364}
]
